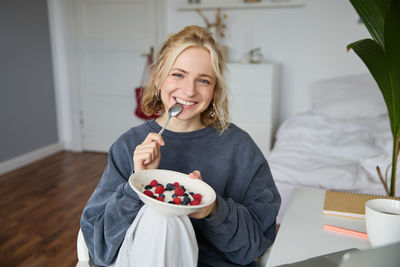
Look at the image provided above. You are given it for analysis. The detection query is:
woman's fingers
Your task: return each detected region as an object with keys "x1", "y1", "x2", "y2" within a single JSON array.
[
  {"x1": 143, "y1": 132, "x2": 165, "y2": 146},
  {"x1": 134, "y1": 149, "x2": 155, "y2": 164},
  {"x1": 134, "y1": 142, "x2": 159, "y2": 163},
  {"x1": 139, "y1": 142, "x2": 160, "y2": 158},
  {"x1": 133, "y1": 133, "x2": 165, "y2": 171},
  {"x1": 189, "y1": 201, "x2": 217, "y2": 219},
  {"x1": 188, "y1": 170, "x2": 202, "y2": 180}
]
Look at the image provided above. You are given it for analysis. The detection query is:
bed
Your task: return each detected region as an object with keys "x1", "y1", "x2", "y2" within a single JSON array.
[{"x1": 267, "y1": 73, "x2": 400, "y2": 224}]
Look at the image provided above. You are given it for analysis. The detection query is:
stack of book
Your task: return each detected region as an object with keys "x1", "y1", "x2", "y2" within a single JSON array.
[{"x1": 322, "y1": 190, "x2": 400, "y2": 220}]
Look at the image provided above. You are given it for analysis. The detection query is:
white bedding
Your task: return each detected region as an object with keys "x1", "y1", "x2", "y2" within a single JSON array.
[
  {"x1": 268, "y1": 73, "x2": 399, "y2": 223},
  {"x1": 268, "y1": 113, "x2": 395, "y2": 194}
]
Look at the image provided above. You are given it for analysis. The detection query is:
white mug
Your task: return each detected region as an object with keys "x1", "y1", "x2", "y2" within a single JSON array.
[{"x1": 365, "y1": 199, "x2": 400, "y2": 247}]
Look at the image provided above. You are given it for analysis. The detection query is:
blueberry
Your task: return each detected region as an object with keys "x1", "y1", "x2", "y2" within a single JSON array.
[
  {"x1": 189, "y1": 192, "x2": 194, "y2": 196},
  {"x1": 159, "y1": 193, "x2": 165, "y2": 198},
  {"x1": 144, "y1": 185, "x2": 152, "y2": 190},
  {"x1": 157, "y1": 183, "x2": 164, "y2": 187},
  {"x1": 182, "y1": 196, "x2": 191, "y2": 205},
  {"x1": 180, "y1": 185, "x2": 186, "y2": 191},
  {"x1": 172, "y1": 194, "x2": 177, "y2": 198},
  {"x1": 183, "y1": 193, "x2": 188, "y2": 197},
  {"x1": 168, "y1": 201, "x2": 174, "y2": 204},
  {"x1": 166, "y1": 183, "x2": 174, "y2": 191}
]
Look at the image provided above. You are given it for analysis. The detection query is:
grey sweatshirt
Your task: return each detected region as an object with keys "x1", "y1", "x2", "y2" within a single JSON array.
[{"x1": 80, "y1": 119, "x2": 281, "y2": 267}]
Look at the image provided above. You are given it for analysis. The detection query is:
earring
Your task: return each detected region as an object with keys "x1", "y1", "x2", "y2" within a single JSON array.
[
  {"x1": 209, "y1": 103, "x2": 216, "y2": 118},
  {"x1": 154, "y1": 88, "x2": 160, "y2": 100}
]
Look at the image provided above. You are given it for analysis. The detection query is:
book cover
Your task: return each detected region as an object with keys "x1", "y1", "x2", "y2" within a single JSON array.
[{"x1": 323, "y1": 190, "x2": 399, "y2": 220}]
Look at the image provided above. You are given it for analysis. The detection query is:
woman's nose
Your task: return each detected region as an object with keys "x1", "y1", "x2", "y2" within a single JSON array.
[{"x1": 183, "y1": 79, "x2": 197, "y2": 96}]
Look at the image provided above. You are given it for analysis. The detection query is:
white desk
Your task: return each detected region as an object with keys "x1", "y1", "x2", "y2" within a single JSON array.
[{"x1": 266, "y1": 187, "x2": 371, "y2": 266}]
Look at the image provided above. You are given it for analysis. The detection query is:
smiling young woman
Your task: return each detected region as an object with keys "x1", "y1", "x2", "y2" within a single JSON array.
[{"x1": 80, "y1": 25, "x2": 281, "y2": 267}]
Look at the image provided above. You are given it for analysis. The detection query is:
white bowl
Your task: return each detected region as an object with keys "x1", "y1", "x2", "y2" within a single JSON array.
[
  {"x1": 365, "y1": 199, "x2": 400, "y2": 247},
  {"x1": 129, "y1": 169, "x2": 216, "y2": 216}
]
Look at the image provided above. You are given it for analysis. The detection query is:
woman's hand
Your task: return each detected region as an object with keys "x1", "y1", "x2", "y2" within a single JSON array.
[
  {"x1": 188, "y1": 170, "x2": 217, "y2": 219},
  {"x1": 133, "y1": 133, "x2": 165, "y2": 171}
]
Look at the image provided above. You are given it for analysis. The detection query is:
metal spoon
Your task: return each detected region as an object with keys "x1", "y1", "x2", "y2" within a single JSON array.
[{"x1": 158, "y1": 103, "x2": 183, "y2": 136}]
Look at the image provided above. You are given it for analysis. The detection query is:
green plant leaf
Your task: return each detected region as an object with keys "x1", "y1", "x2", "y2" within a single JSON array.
[
  {"x1": 385, "y1": 0, "x2": 400, "y2": 137},
  {"x1": 384, "y1": 0, "x2": 400, "y2": 196},
  {"x1": 348, "y1": 0, "x2": 400, "y2": 196},
  {"x1": 349, "y1": 0, "x2": 390, "y2": 48},
  {"x1": 347, "y1": 39, "x2": 395, "y2": 133}
]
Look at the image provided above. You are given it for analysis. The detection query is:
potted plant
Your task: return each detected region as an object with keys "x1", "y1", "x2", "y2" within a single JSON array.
[{"x1": 347, "y1": 0, "x2": 399, "y2": 197}]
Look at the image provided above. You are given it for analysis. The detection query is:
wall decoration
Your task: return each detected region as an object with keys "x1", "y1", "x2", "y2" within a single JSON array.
[{"x1": 196, "y1": 8, "x2": 229, "y2": 59}]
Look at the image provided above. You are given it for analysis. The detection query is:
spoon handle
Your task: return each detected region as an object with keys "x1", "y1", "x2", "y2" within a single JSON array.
[{"x1": 158, "y1": 116, "x2": 171, "y2": 136}]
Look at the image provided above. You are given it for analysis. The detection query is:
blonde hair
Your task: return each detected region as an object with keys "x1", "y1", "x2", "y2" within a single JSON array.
[{"x1": 141, "y1": 25, "x2": 230, "y2": 132}]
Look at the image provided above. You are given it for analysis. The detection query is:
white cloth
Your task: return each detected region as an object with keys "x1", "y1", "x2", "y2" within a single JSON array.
[
  {"x1": 268, "y1": 112, "x2": 398, "y2": 193},
  {"x1": 110, "y1": 205, "x2": 198, "y2": 267}
]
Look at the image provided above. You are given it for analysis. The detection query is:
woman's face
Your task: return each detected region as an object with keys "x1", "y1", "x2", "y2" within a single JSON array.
[{"x1": 160, "y1": 47, "x2": 215, "y2": 126}]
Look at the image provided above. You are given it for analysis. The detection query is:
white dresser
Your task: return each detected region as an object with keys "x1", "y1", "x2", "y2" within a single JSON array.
[{"x1": 226, "y1": 63, "x2": 279, "y2": 157}]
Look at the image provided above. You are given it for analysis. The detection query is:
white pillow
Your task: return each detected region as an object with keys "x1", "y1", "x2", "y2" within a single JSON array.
[{"x1": 310, "y1": 73, "x2": 387, "y2": 119}]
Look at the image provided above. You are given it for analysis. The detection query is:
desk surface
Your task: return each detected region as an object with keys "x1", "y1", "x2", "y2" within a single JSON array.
[{"x1": 266, "y1": 187, "x2": 371, "y2": 266}]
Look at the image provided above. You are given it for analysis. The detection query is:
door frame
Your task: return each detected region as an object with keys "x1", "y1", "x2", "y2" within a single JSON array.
[{"x1": 47, "y1": 0, "x2": 167, "y2": 151}]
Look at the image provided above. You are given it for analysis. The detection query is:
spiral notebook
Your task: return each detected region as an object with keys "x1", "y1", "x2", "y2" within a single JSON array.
[{"x1": 322, "y1": 190, "x2": 399, "y2": 220}]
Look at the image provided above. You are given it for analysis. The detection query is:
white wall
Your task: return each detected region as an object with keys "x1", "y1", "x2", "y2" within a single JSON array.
[{"x1": 166, "y1": 0, "x2": 370, "y2": 123}]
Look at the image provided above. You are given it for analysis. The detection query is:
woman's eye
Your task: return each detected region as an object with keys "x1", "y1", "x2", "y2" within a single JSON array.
[
  {"x1": 172, "y1": 73, "x2": 183, "y2": 78},
  {"x1": 199, "y1": 79, "x2": 211, "y2": 85}
]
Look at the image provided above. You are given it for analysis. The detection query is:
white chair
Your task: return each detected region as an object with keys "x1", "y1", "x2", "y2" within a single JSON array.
[
  {"x1": 258, "y1": 246, "x2": 272, "y2": 267},
  {"x1": 76, "y1": 228, "x2": 90, "y2": 267},
  {"x1": 76, "y1": 228, "x2": 271, "y2": 267}
]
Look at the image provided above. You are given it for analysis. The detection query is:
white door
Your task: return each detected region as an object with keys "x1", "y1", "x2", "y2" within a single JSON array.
[{"x1": 73, "y1": 0, "x2": 160, "y2": 152}]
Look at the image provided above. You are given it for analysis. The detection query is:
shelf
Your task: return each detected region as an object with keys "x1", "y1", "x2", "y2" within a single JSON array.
[{"x1": 177, "y1": 0, "x2": 305, "y2": 11}]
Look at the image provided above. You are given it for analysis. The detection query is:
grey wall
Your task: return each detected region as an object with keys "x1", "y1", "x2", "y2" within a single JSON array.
[{"x1": 0, "y1": 0, "x2": 58, "y2": 162}]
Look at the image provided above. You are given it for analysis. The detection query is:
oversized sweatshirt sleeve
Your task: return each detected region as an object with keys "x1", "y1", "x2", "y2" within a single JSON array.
[
  {"x1": 195, "y1": 160, "x2": 281, "y2": 265},
  {"x1": 80, "y1": 137, "x2": 144, "y2": 266}
]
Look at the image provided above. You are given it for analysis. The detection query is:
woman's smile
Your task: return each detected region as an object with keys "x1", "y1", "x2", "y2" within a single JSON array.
[{"x1": 174, "y1": 96, "x2": 196, "y2": 107}]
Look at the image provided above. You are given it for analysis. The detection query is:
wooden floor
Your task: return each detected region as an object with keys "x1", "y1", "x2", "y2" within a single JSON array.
[{"x1": 0, "y1": 151, "x2": 108, "y2": 267}]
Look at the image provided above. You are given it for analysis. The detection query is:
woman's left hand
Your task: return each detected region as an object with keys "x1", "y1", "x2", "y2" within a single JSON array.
[{"x1": 187, "y1": 170, "x2": 217, "y2": 219}]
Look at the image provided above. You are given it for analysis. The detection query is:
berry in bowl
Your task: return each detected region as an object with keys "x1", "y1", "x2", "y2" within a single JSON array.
[{"x1": 129, "y1": 169, "x2": 216, "y2": 216}]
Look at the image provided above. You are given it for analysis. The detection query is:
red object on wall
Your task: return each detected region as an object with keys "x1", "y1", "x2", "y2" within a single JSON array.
[
  {"x1": 135, "y1": 86, "x2": 158, "y2": 120},
  {"x1": 135, "y1": 53, "x2": 159, "y2": 120}
]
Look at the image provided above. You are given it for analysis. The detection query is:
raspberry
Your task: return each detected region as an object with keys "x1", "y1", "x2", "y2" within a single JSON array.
[
  {"x1": 173, "y1": 182, "x2": 180, "y2": 188},
  {"x1": 193, "y1": 194, "x2": 202, "y2": 201},
  {"x1": 173, "y1": 197, "x2": 182, "y2": 205},
  {"x1": 190, "y1": 200, "x2": 200, "y2": 206},
  {"x1": 175, "y1": 187, "x2": 185, "y2": 196},
  {"x1": 150, "y1": 179, "x2": 158, "y2": 187},
  {"x1": 156, "y1": 196, "x2": 164, "y2": 202},
  {"x1": 143, "y1": 190, "x2": 154, "y2": 198},
  {"x1": 155, "y1": 185, "x2": 165, "y2": 194}
]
